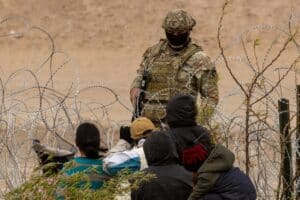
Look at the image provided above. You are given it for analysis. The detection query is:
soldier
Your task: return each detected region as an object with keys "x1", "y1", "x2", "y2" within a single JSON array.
[{"x1": 130, "y1": 9, "x2": 219, "y2": 127}]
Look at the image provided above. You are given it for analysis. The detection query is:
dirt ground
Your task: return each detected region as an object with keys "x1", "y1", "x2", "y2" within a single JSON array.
[{"x1": 0, "y1": 0, "x2": 300, "y2": 197}]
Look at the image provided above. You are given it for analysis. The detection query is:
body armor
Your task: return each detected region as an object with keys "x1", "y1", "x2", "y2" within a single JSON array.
[{"x1": 142, "y1": 40, "x2": 202, "y2": 124}]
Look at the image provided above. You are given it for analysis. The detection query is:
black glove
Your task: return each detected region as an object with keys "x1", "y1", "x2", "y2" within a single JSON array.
[
  {"x1": 120, "y1": 125, "x2": 133, "y2": 144},
  {"x1": 32, "y1": 139, "x2": 74, "y2": 175}
]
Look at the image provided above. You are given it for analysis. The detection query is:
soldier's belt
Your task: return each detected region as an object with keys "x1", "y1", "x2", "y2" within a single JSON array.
[{"x1": 144, "y1": 89, "x2": 197, "y2": 102}]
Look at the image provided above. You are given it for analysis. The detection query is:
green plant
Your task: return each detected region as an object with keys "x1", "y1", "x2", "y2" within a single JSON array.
[{"x1": 5, "y1": 168, "x2": 154, "y2": 200}]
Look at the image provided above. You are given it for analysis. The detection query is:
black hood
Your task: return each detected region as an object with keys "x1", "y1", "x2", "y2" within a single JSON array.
[
  {"x1": 166, "y1": 95, "x2": 197, "y2": 128},
  {"x1": 143, "y1": 131, "x2": 179, "y2": 166}
]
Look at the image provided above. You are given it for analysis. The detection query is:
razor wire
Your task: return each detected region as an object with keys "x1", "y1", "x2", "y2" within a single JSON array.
[
  {"x1": 0, "y1": 14, "x2": 299, "y2": 200},
  {"x1": 0, "y1": 16, "x2": 136, "y2": 195}
]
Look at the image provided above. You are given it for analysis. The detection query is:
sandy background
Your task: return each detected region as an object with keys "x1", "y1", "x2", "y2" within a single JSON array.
[
  {"x1": 0, "y1": 0, "x2": 299, "y2": 122},
  {"x1": 0, "y1": 0, "x2": 300, "y2": 197}
]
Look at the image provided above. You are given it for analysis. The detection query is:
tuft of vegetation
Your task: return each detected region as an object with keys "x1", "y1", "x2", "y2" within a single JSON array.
[{"x1": 5, "y1": 167, "x2": 154, "y2": 200}]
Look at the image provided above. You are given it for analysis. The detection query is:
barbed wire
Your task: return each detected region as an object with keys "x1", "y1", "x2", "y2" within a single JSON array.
[{"x1": 0, "y1": 13, "x2": 299, "y2": 199}]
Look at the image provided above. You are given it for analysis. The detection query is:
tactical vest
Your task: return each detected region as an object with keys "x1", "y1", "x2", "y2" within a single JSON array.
[{"x1": 142, "y1": 40, "x2": 202, "y2": 123}]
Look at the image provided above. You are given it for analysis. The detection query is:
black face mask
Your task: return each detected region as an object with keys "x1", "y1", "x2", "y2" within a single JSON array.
[{"x1": 166, "y1": 31, "x2": 190, "y2": 49}]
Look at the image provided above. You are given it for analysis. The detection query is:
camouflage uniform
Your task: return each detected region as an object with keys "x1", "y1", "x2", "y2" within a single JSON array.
[{"x1": 131, "y1": 10, "x2": 218, "y2": 126}]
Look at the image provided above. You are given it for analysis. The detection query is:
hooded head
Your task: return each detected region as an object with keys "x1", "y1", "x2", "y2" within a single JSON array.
[
  {"x1": 166, "y1": 95, "x2": 197, "y2": 128},
  {"x1": 143, "y1": 131, "x2": 179, "y2": 166},
  {"x1": 162, "y1": 9, "x2": 195, "y2": 50}
]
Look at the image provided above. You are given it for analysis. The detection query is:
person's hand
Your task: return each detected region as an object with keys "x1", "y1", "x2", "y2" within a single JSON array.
[
  {"x1": 130, "y1": 88, "x2": 141, "y2": 108},
  {"x1": 120, "y1": 125, "x2": 133, "y2": 144},
  {"x1": 32, "y1": 139, "x2": 45, "y2": 154}
]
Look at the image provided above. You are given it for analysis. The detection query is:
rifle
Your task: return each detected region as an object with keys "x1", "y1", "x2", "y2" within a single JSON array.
[{"x1": 132, "y1": 70, "x2": 149, "y2": 121}]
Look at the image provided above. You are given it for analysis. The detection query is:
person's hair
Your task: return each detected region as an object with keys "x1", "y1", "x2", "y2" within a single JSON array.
[{"x1": 75, "y1": 122, "x2": 100, "y2": 159}]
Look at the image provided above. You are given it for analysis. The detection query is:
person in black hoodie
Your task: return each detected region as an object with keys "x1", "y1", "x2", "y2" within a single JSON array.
[
  {"x1": 166, "y1": 94, "x2": 256, "y2": 200},
  {"x1": 165, "y1": 94, "x2": 213, "y2": 172},
  {"x1": 131, "y1": 131, "x2": 193, "y2": 200}
]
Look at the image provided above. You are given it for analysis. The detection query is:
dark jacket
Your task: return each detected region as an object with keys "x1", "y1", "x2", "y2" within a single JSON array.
[
  {"x1": 131, "y1": 131, "x2": 193, "y2": 200},
  {"x1": 166, "y1": 94, "x2": 212, "y2": 171},
  {"x1": 189, "y1": 144, "x2": 256, "y2": 200},
  {"x1": 166, "y1": 95, "x2": 256, "y2": 199},
  {"x1": 204, "y1": 167, "x2": 257, "y2": 200},
  {"x1": 168, "y1": 125, "x2": 212, "y2": 170}
]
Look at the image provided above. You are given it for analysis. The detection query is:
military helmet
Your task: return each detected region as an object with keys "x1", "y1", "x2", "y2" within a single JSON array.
[{"x1": 162, "y1": 9, "x2": 196, "y2": 32}]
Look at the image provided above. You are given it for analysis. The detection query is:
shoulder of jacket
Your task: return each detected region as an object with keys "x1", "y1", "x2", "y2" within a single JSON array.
[
  {"x1": 198, "y1": 144, "x2": 234, "y2": 173},
  {"x1": 188, "y1": 50, "x2": 208, "y2": 62},
  {"x1": 143, "y1": 39, "x2": 167, "y2": 58}
]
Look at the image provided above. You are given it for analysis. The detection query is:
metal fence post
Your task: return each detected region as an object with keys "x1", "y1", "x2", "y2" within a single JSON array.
[
  {"x1": 279, "y1": 98, "x2": 293, "y2": 199},
  {"x1": 296, "y1": 86, "x2": 300, "y2": 199}
]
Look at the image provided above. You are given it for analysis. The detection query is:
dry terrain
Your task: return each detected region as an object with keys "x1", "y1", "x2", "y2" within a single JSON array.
[{"x1": 0, "y1": 0, "x2": 300, "y2": 198}]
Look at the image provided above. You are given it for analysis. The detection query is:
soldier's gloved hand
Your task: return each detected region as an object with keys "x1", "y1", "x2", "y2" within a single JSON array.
[
  {"x1": 120, "y1": 125, "x2": 133, "y2": 144},
  {"x1": 130, "y1": 88, "x2": 141, "y2": 108}
]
